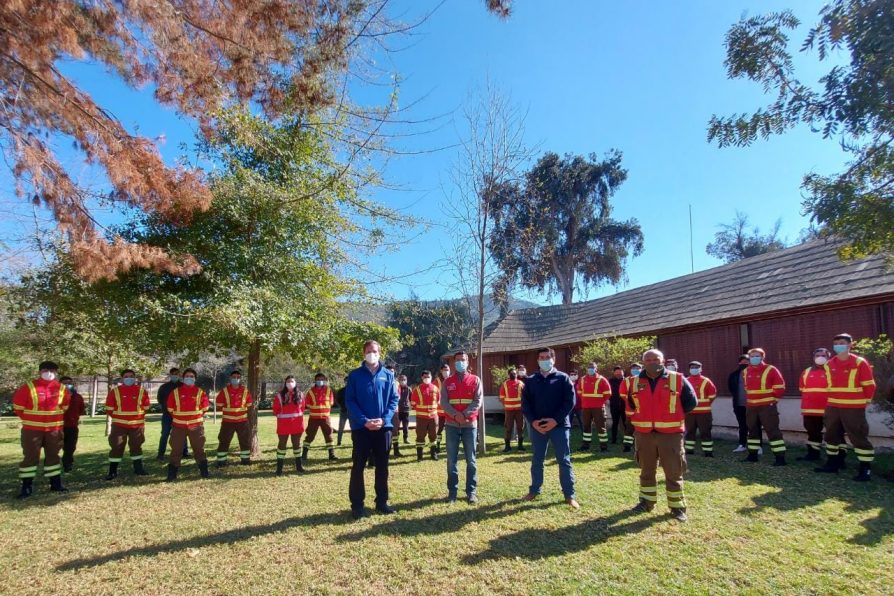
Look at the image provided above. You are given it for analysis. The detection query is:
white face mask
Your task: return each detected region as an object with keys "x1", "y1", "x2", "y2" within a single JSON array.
[
  {"x1": 40, "y1": 371, "x2": 56, "y2": 382},
  {"x1": 441, "y1": 370, "x2": 449, "y2": 378},
  {"x1": 814, "y1": 356, "x2": 829, "y2": 366},
  {"x1": 364, "y1": 352, "x2": 380, "y2": 365},
  {"x1": 421, "y1": 377, "x2": 431, "y2": 385},
  {"x1": 666, "y1": 365, "x2": 677, "y2": 372},
  {"x1": 569, "y1": 375, "x2": 578, "y2": 382},
  {"x1": 286, "y1": 381, "x2": 297, "y2": 390}
]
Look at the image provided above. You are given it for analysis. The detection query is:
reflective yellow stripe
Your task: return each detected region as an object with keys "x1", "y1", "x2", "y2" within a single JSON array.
[
  {"x1": 22, "y1": 381, "x2": 66, "y2": 415},
  {"x1": 110, "y1": 418, "x2": 146, "y2": 426},
  {"x1": 668, "y1": 373, "x2": 679, "y2": 414},
  {"x1": 20, "y1": 419, "x2": 64, "y2": 428},
  {"x1": 827, "y1": 398, "x2": 871, "y2": 406},
  {"x1": 801, "y1": 408, "x2": 825, "y2": 415},
  {"x1": 450, "y1": 399, "x2": 473, "y2": 405},
  {"x1": 747, "y1": 397, "x2": 777, "y2": 405},
  {"x1": 175, "y1": 416, "x2": 205, "y2": 425}
]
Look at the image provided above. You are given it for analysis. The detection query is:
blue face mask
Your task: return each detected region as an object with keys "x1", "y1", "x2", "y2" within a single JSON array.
[
  {"x1": 538, "y1": 359, "x2": 553, "y2": 372},
  {"x1": 690, "y1": 368, "x2": 701, "y2": 376},
  {"x1": 833, "y1": 344, "x2": 849, "y2": 354},
  {"x1": 587, "y1": 367, "x2": 596, "y2": 376},
  {"x1": 183, "y1": 377, "x2": 196, "y2": 386},
  {"x1": 315, "y1": 380, "x2": 325, "y2": 388},
  {"x1": 630, "y1": 368, "x2": 642, "y2": 376},
  {"x1": 455, "y1": 361, "x2": 468, "y2": 373},
  {"x1": 749, "y1": 356, "x2": 763, "y2": 366},
  {"x1": 123, "y1": 377, "x2": 136, "y2": 386},
  {"x1": 169, "y1": 376, "x2": 180, "y2": 383},
  {"x1": 230, "y1": 378, "x2": 241, "y2": 387}
]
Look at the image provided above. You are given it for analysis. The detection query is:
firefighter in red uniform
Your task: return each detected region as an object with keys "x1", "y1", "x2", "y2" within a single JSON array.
[
  {"x1": 60, "y1": 375, "x2": 85, "y2": 472},
  {"x1": 684, "y1": 361, "x2": 718, "y2": 457},
  {"x1": 628, "y1": 350, "x2": 698, "y2": 522},
  {"x1": 577, "y1": 362, "x2": 611, "y2": 452},
  {"x1": 742, "y1": 348, "x2": 787, "y2": 466},
  {"x1": 302, "y1": 372, "x2": 338, "y2": 462},
  {"x1": 433, "y1": 363, "x2": 450, "y2": 453},
  {"x1": 12, "y1": 361, "x2": 70, "y2": 498},
  {"x1": 798, "y1": 348, "x2": 831, "y2": 461},
  {"x1": 166, "y1": 368, "x2": 210, "y2": 481},
  {"x1": 815, "y1": 333, "x2": 876, "y2": 481},
  {"x1": 274, "y1": 376, "x2": 305, "y2": 475},
  {"x1": 215, "y1": 369, "x2": 254, "y2": 467},
  {"x1": 499, "y1": 367, "x2": 525, "y2": 452},
  {"x1": 105, "y1": 369, "x2": 151, "y2": 480},
  {"x1": 411, "y1": 370, "x2": 440, "y2": 461},
  {"x1": 617, "y1": 363, "x2": 642, "y2": 453}
]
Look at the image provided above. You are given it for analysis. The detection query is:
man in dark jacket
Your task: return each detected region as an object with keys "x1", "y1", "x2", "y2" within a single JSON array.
[
  {"x1": 727, "y1": 355, "x2": 761, "y2": 454},
  {"x1": 156, "y1": 367, "x2": 188, "y2": 460},
  {"x1": 335, "y1": 377, "x2": 349, "y2": 446},
  {"x1": 521, "y1": 347, "x2": 579, "y2": 509},
  {"x1": 608, "y1": 366, "x2": 627, "y2": 446},
  {"x1": 60, "y1": 376, "x2": 85, "y2": 472}
]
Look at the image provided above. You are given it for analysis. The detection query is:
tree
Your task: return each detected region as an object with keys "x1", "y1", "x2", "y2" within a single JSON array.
[
  {"x1": 388, "y1": 297, "x2": 473, "y2": 381},
  {"x1": 706, "y1": 211, "x2": 786, "y2": 263},
  {"x1": 708, "y1": 0, "x2": 894, "y2": 263},
  {"x1": 572, "y1": 336, "x2": 656, "y2": 371},
  {"x1": 852, "y1": 334, "x2": 894, "y2": 429},
  {"x1": 488, "y1": 151, "x2": 644, "y2": 306}
]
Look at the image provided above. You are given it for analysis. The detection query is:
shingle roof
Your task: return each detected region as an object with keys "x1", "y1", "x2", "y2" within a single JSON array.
[{"x1": 481, "y1": 239, "x2": 894, "y2": 354}]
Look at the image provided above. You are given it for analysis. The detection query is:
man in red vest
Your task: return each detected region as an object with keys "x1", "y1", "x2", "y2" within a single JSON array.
[
  {"x1": 499, "y1": 367, "x2": 525, "y2": 452},
  {"x1": 815, "y1": 333, "x2": 876, "y2": 480},
  {"x1": 303, "y1": 372, "x2": 338, "y2": 462},
  {"x1": 411, "y1": 370, "x2": 440, "y2": 461},
  {"x1": 434, "y1": 363, "x2": 450, "y2": 453},
  {"x1": 12, "y1": 361, "x2": 70, "y2": 498},
  {"x1": 60, "y1": 375, "x2": 85, "y2": 472},
  {"x1": 577, "y1": 362, "x2": 611, "y2": 452},
  {"x1": 684, "y1": 361, "x2": 718, "y2": 457},
  {"x1": 742, "y1": 348, "x2": 787, "y2": 466},
  {"x1": 628, "y1": 349, "x2": 698, "y2": 522},
  {"x1": 798, "y1": 348, "x2": 831, "y2": 462},
  {"x1": 166, "y1": 367, "x2": 210, "y2": 481},
  {"x1": 215, "y1": 369, "x2": 254, "y2": 467},
  {"x1": 105, "y1": 369, "x2": 151, "y2": 480},
  {"x1": 441, "y1": 351, "x2": 482, "y2": 504}
]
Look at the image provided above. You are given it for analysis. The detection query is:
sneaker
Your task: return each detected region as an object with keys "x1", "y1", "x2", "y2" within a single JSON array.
[
  {"x1": 670, "y1": 508, "x2": 688, "y2": 522},
  {"x1": 351, "y1": 508, "x2": 367, "y2": 520},
  {"x1": 467, "y1": 493, "x2": 479, "y2": 505},
  {"x1": 733, "y1": 445, "x2": 747, "y2": 453},
  {"x1": 375, "y1": 504, "x2": 397, "y2": 515},
  {"x1": 522, "y1": 493, "x2": 538, "y2": 502},
  {"x1": 566, "y1": 497, "x2": 580, "y2": 510},
  {"x1": 631, "y1": 500, "x2": 654, "y2": 513},
  {"x1": 445, "y1": 495, "x2": 457, "y2": 504}
]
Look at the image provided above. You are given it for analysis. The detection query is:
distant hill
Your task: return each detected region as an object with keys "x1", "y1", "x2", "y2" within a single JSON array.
[{"x1": 343, "y1": 294, "x2": 540, "y2": 328}]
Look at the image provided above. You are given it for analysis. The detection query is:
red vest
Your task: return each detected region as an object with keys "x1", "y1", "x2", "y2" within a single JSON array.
[
  {"x1": 12, "y1": 379, "x2": 69, "y2": 432},
  {"x1": 434, "y1": 377, "x2": 445, "y2": 416},
  {"x1": 628, "y1": 372, "x2": 685, "y2": 434},
  {"x1": 273, "y1": 390, "x2": 305, "y2": 434},
  {"x1": 445, "y1": 373, "x2": 479, "y2": 423},
  {"x1": 620, "y1": 376, "x2": 637, "y2": 417},
  {"x1": 826, "y1": 354, "x2": 875, "y2": 409},
  {"x1": 742, "y1": 363, "x2": 785, "y2": 407},
  {"x1": 411, "y1": 383, "x2": 440, "y2": 419},
  {"x1": 168, "y1": 386, "x2": 209, "y2": 429},
  {"x1": 216, "y1": 385, "x2": 253, "y2": 423},
  {"x1": 305, "y1": 386, "x2": 334, "y2": 419},
  {"x1": 499, "y1": 379, "x2": 524, "y2": 411},
  {"x1": 799, "y1": 366, "x2": 830, "y2": 416},
  {"x1": 686, "y1": 375, "x2": 717, "y2": 414},
  {"x1": 106, "y1": 384, "x2": 150, "y2": 428},
  {"x1": 577, "y1": 374, "x2": 610, "y2": 408}
]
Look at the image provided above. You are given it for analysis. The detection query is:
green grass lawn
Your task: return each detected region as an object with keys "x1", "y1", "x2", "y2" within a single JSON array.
[{"x1": 0, "y1": 413, "x2": 892, "y2": 595}]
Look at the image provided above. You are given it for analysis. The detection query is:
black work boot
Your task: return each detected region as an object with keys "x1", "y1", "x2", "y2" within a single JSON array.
[
  {"x1": 392, "y1": 443, "x2": 401, "y2": 458},
  {"x1": 670, "y1": 508, "x2": 688, "y2": 523},
  {"x1": 105, "y1": 462, "x2": 119, "y2": 481},
  {"x1": 16, "y1": 478, "x2": 33, "y2": 500},
  {"x1": 837, "y1": 450, "x2": 848, "y2": 470},
  {"x1": 302, "y1": 445, "x2": 310, "y2": 462},
  {"x1": 166, "y1": 464, "x2": 178, "y2": 482},
  {"x1": 198, "y1": 460, "x2": 210, "y2": 479},
  {"x1": 328, "y1": 448, "x2": 338, "y2": 461},
  {"x1": 517, "y1": 440, "x2": 525, "y2": 452},
  {"x1": 631, "y1": 499, "x2": 654, "y2": 513},
  {"x1": 215, "y1": 458, "x2": 227, "y2": 469},
  {"x1": 772, "y1": 453, "x2": 787, "y2": 467},
  {"x1": 854, "y1": 462, "x2": 872, "y2": 482},
  {"x1": 430, "y1": 446, "x2": 438, "y2": 461},
  {"x1": 503, "y1": 440, "x2": 512, "y2": 453},
  {"x1": 600, "y1": 443, "x2": 608, "y2": 452},
  {"x1": 240, "y1": 457, "x2": 251, "y2": 466},
  {"x1": 275, "y1": 459, "x2": 284, "y2": 476},
  {"x1": 133, "y1": 459, "x2": 148, "y2": 476},
  {"x1": 578, "y1": 441, "x2": 591, "y2": 452},
  {"x1": 814, "y1": 455, "x2": 841, "y2": 474},
  {"x1": 797, "y1": 446, "x2": 821, "y2": 461},
  {"x1": 743, "y1": 450, "x2": 759, "y2": 463},
  {"x1": 295, "y1": 457, "x2": 305, "y2": 474},
  {"x1": 417, "y1": 447, "x2": 424, "y2": 462},
  {"x1": 49, "y1": 475, "x2": 67, "y2": 492}
]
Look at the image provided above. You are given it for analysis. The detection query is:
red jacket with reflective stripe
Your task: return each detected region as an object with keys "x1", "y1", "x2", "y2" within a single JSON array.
[
  {"x1": 742, "y1": 363, "x2": 785, "y2": 407},
  {"x1": 827, "y1": 353, "x2": 875, "y2": 409},
  {"x1": 445, "y1": 373, "x2": 479, "y2": 423},
  {"x1": 799, "y1": 366, "x2": 830, "y2": 416},
  {"x1": 434, "y1": 377, "x2": 445, "y2": 416},
  {"x1": 627, "y1": 372, "x2": 685, "y2": 434},
  {"x1": 167, "y1": 386, "x2": 209, "y2": 429},
  {"x1": 273, "y1": 390, "x2": 305, "y2": 435},
  {"x1": 620, "y1": 377, "x2": 636, "y2": 417},
  {"x1": 305, "y1": 386, "x2": 334, "y2": 420},
  {"x1": 215, "y1": 386, "x2": 253, "y2": 423},
  {"x1": 411, "y1": 383, "x2": 440, "y2": 419},
  {"x1": 105, "y1": 384, "x2": 151, "y2": 428},
  {"x1": 13, "y1": 379, "x2": 69, "y2": 432},
  {"x1": 577, "y1": 374, "x2": 611, "y2": 408},
  {"x1": 499, "y1": 379, "x2": 524, "y2": 411},
  {"x1": 686, "y1": 375, "x2": 717, "y2": 413}
]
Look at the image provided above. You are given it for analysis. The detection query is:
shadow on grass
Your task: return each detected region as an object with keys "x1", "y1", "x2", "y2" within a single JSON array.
[{"x1": 461, "y1": 508, "x2": 663, "y2": 563}]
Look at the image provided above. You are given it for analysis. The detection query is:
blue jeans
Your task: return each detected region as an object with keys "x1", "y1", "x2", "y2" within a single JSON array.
[
  {"x1": 446, "y1": 425, "x2": 478, "y2": 497},
  {"x1": 158, "y1": 412, "x2": 189, "y2": 457},
  {"x1": 529, "y1": 425, "x2": 575, "y2": 499}
]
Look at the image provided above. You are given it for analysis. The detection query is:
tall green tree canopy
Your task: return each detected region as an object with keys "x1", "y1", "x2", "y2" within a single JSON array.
[
  {"x1": 388, "y1": 297, "x2": 473, "y2": 381},
  {"x1": 708, "y1": 0, "x2": 894, "y2": 262},
  {"x1": 706, "y1": 211, "x2": 786, "y2": 263},
  {"x1": 488, "y1": 151, "x2": 644, "y2": 305}
]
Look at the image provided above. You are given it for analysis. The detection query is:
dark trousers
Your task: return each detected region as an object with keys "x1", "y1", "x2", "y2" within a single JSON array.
[
  {"x1": 337, "y1": 409, "x2": 349, "y2": 445},
  {"x1": 398, "y1": 412, "x2": 410, "y2": 442},
  {"x1": 158, "y1": 412, "x2": 189, "y2": 457},
  {"x1": 62, "y1": 427, "x2": 79, "y2": 469},
  {"x1": 571, "y1": 409, "x2": 583, "y2": 431},
  {"x1": 609, "y1": 402, "x2": 626, "y2": 443},
  {"x1": 349, "y1": 428, "x2": 391, "y2": 511},
  {"x1": 733, "y1": 404, "x2": 761, "y2": 447}
]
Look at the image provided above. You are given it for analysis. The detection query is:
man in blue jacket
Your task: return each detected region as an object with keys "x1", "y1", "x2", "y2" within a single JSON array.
[
  {"x1": 521, "y1": 347, "x2": 579, "y2": 509},
  {"x1": 345, "y1": 340, "x2": 399, "y2": 519}
]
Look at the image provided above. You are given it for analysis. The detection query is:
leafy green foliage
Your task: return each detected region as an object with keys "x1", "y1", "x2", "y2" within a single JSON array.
[
  {"x1": 490, "y1": 365, "x2": 509, "y2": 390},
  {"x1": 388, "y1": 297, "x2": 472, "y2": 381},
  {"x1": 853, "y1": 334, "x2": 894, "y2": 427},
  {"x1": 572, "y1": 335, "x2": 656, "y2": 371},
  {"x1": 708, "y1": 1, "x2": 894, "y2": 262},
  {"x1": 488, "y1": 151, "x2": 644, "y2": 305},
  {"x1": 706, "y1": 211, "x2": 786, "y2": 263}
]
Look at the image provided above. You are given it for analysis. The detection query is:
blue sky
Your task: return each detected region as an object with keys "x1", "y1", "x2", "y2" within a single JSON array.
[{"x1": 1, "y1": 0, "x2": 848, "y2": 306}]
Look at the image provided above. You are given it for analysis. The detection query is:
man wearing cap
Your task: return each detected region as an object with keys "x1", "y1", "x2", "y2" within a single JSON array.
[
  {"x1": 798, "y1": 348, "x2": 831, "y2": 461},
  {"x1": 742, "y1": 348, "x2": 787, "y2": 466},
  {"x1": 12, "y1": 361, "x2": 70, "y2": 498},
  {"x1": 684, "y1": 361, "x2": 718, "y2": 457},
  {"x1": 815, "y1": 333, "x2": 876, "y2": 481}
]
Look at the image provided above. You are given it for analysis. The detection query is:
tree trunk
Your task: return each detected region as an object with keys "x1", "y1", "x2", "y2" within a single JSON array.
[
  {"x1": 477, "y1": 225, "x2": 487, "y2": 455},
  {"x1": 247, "y1": 338, "x2": 262, "y2": 458},
  {"x1": 104, "y1": 364, "x2": 112, "y2": 437},
  {"x1": 90, "y1": 374, "x2": 98, "y2": 417}
]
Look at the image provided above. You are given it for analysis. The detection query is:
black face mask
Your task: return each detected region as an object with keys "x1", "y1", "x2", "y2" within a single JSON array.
[{"x1": 738, "y1": 363, "x2": 748, "y2": 370}]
